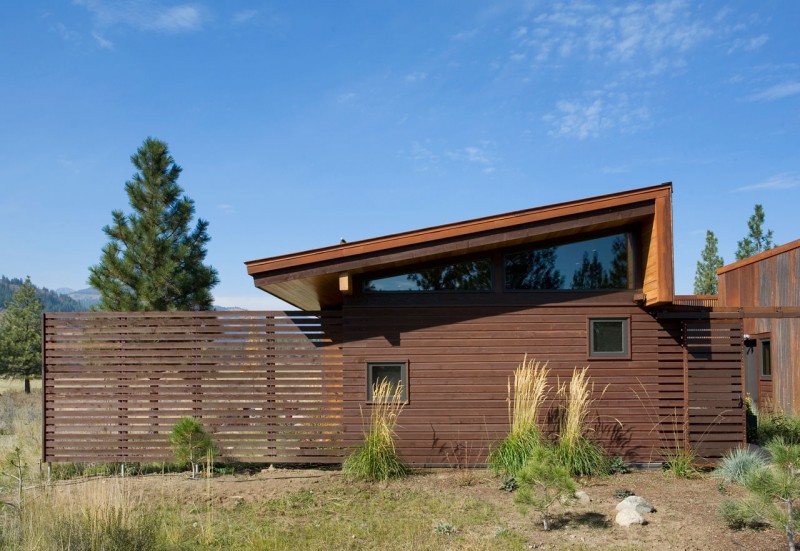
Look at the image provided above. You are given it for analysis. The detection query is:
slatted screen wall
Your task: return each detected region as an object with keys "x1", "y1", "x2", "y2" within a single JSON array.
[{"x1": 43, "y1": 311, "x2": 344, "y2": 464}]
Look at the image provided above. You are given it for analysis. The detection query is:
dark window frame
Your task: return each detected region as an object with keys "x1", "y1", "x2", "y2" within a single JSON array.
[
  {"x1": 366, "y1": 360, "x2": 409, "y2": 403},
  {"x1": 760, "y1": 339, "x2": 772, "y2": 379},
  {"x1": 587, "y1": 316, "x2": 631, "y2": 360}
]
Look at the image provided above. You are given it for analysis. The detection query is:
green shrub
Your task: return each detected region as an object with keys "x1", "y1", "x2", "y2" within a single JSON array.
[
  {"x1": 515, "y1": 444, "x2": 576, "y2": 531},
  {"x1": 713, "y1": 446, "x2": 769, "y2": 486},
  {"x1": 169, "y1": 416, "x2": 215, "y2": 477},
  {"x1": 755, "y1": 410, "x2": 800, "y2": 445},
  {"x1": 343, "y1": 380, "x2": 409, "y2": 481},
  {"x1": 719, "y1": 498, "x2": 765, "y2": 529}
]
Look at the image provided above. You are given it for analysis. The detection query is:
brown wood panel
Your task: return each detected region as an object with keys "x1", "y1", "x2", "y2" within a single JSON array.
[{"x1": 43, "y1": 311, "x2": 345, "y2": 464}]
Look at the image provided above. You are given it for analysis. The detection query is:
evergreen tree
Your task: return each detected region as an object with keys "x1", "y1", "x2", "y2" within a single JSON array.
[
  {"x1": 0, "y1": 277, "x2": 43, "y2": 393},
  {"x1": 694, "y1": 230, "x2": 724, "y2": 295},
  {"x1": 89, "y1": 138, "x2": 219, "y2": 311},
  {"x1": 735, "y1": 204, "x2": 775, "y2": 261}
]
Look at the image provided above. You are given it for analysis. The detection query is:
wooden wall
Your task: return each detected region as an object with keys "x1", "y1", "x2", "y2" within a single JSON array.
[
  {"x1": 718, "y1": 241, "x2": 800, "y2": 413},
  {"x1": 43, "y1": 312, "x2": 345, "y2": 464},
  {"x1": 341, "y1": 292, "x2": 742, "y2": 466}
]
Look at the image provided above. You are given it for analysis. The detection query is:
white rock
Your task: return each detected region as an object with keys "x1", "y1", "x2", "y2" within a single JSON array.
[
  {"x1": 616, "y1": 509, "x2": 647, "y2": 527},
  {"x1": 575, "y1": 490, "x2": 591, "y2": 505},
  {"x1": 615, "y1": 495, "x2": 656, "y2": 513}
]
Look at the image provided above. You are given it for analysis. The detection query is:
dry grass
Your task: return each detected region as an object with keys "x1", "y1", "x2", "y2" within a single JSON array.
[
  {"x1": 555, "y1": 367, "x2": 610, "y2": 477},
  {"x1": 342, "y1": 380, "x2": 409, "y2": 481},
  {"x1": 508, "y1": 356, "x2": 550, "y2": 438}
]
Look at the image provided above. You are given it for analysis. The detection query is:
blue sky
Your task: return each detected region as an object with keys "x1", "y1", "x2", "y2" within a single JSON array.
[{"x1": 1, "y1": 1, "x2": 798, "y2": 309}]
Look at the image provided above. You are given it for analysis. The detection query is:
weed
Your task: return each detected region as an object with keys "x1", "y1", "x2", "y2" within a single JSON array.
[
  {"x1": 432, "y1": 521, "x2": 456, "y2": 534},
  {"x1": 614, "y1": 488, "x2": 635, "y2": 500},
  {"x1": 609, "y1": 456, "x2": 629, "y2": 475},
  {"x1": 488, "y1": 356, "x2": 549, "y2": 476},
  {"x1": 343, "y1": 380, "x2": 409, "y2": 481},
  {"x1": 500, "y1": 474, "x2": 518, "y2": 492}
]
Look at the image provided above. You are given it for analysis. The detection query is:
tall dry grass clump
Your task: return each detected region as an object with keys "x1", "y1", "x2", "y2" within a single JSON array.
[
  {"x1": 555, "y1": 366, "x2": 610, "y2": 477},
  {"x1": 2, "y1": 478, "x2": 161, "y2": 551},
  {"x1": 343, "y1": 379, "x2": 409, "y2": 481},
  {"x1": 488, "y1": 356, "x2": 550, "y2": 476}
]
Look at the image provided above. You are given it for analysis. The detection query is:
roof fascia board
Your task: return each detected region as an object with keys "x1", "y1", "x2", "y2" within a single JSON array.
[
  {"x1": 246, "y1": 183, "x2": 671, "y2": 276},
  {"x1": 718, "y1": 238, "x2": 800, "y2": 275}
]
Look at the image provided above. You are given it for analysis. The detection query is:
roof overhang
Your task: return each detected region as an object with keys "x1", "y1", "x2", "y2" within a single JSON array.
[{"x1": 246, "y1": 183, "x2": 675, "y2": 310}]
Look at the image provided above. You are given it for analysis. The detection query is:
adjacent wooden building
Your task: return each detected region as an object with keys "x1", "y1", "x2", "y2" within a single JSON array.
[
  {"x1": 42, "y1": 183, "x2": 746, "y2": 466},
  {"x1": 717, "y1": 239, "x2": 800, "y2": 413}
]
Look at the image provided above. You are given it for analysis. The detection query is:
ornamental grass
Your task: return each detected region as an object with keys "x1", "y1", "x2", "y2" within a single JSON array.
[
  {"x1": 343, "y1": 379, "x2": 409, "y2": 481},
  {"x1": 488, "y1": 356, "x2": 550, "y2": 476},
  {"x1": 555, "y1": 366, "x2": 610, "y2": 477}
]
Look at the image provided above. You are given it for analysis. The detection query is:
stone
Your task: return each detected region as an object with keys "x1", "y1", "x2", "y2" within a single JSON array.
[
  {"x1": 615, "y1": 495, "x2": 656, "y2": 513},
  {"x1": 616, "y1": 509, "x2": 647, "y2": 527},
  {"x1": 575, "y1": 490, "x2": 591, "y2": 505}
]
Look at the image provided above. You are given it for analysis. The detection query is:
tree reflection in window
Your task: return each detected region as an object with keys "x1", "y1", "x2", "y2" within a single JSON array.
[
  {"x1": 504, "y1": 247, "x2": 564, "y2": 290},
  {"x1": 505, "y1": 234, "x2": 629, "y2": 290},
  {"x1": 365, "y1": 259, "x2": 492, "y2": 292}
]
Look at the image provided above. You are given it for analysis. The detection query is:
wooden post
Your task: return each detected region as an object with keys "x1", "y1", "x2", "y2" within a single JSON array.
[{"x1": 682, "y1": 321, "x2": 690, "y2": 453}]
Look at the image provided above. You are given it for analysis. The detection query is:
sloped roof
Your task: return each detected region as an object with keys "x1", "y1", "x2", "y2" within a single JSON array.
[{"x1": 246, "y1": 183, "x2": 674, "y2": 309}]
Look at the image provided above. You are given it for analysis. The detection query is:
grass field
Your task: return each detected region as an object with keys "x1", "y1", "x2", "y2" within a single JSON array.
[{"x1": 0, "y1": 383, "x2": 787, "y2": 550}]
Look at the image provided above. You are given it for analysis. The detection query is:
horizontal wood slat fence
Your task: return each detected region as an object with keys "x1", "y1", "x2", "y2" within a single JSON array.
[{"x1": 43, "y1": 311, "x2": 344, "y2": 464}]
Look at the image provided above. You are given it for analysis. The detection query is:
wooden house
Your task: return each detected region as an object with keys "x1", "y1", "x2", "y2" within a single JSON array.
[
  {"x1": 41, "y1": 183, "x2": 745, "y2": 467},
  {"x1": 243, "y1": 182, "x2": 743, "y2": 466},
  {"x1": 717, "y1": 239, "x2": 800, "y2": 414}
]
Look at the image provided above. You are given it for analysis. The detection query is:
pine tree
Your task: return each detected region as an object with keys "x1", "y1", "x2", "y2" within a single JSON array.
[
  {"x1": 89, "y1": 138, "x2": 219, "y2": 311},
  {"x1": 0, "y1": 277, "x2": 43, "y2": 393},
  {"x1": 735, "y1": 204, "x2": 775, "y2": 261},
  {"x1": 694, "y1": 230, "x2": 724, "y2": 295}
]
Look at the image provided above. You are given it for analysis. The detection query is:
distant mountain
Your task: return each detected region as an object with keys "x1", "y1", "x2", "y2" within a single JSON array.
[
  {"x1": 1, "y1": 277, "x2": 243, "y2": 312},
  {"x1": 0, "y1": 276, "x2": 88, "y2": 312},
  {"x1": 56, "y1": 287, "x2": 102, "y2": 308}
]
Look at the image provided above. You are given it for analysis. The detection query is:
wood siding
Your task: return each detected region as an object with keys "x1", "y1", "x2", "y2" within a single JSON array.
[
  {"x1": 718, "y1": 242, "x2": 800, "y2": 413},
  {"x1": 341, "y1": 294, "x2": 741, "y2": 466},
  {"x1": 43, "y1": 311, "x2": 344, "y2": 464}
]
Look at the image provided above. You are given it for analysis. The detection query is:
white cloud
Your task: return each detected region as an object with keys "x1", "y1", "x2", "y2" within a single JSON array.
[
  {"x1": 231, "y1": 9, "x2": 257, "y2": 25},
  {"x1": 75, "y1": 0, "x2": 206, "y2": 33},
  {"x1": 217, "y1": 203, "x2": 235, "y2": 215},
  {"x1": 404, "y1": 71, "x2": 427, "y2": 83},
  {"x1": 336, "y1": 92, "x2": 357, "y2": 104},
  {"x1": 445, "y1": 144, "x2": 498, "y2": 172},
  {"x1": 746, "y1": 81, "x2": 800, "y2": 102},
  {"x1": 545, "y1": 91, "x2": 650, "y2": 139},
  {"x1": 92, "y1": 32, "x2": 113, "y2": 48},
  {"x1": 733, "y1": 173, "x2": 800, "y2": 192},
  {"x1": 452, "y1": 28, "x2": 478, "y2": 41},
  {"x1": 517, "y1": 0, "x2": 713, "y2": 70}
]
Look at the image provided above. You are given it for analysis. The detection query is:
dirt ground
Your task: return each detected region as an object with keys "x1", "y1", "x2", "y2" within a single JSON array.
[{"x1": 112, "y1": 467, "x2": 787, "y2": 550}]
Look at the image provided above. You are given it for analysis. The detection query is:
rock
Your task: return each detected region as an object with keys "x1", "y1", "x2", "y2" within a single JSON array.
[
  {"x1": 575, "y1": 490, "x2": 592, "y2": 505},
  {"x1": 615, "y1": 495, "x2": 656, "y2": 513},
  {"x1": 616, "y1": 509, "x2": 647, "y2": 526}
]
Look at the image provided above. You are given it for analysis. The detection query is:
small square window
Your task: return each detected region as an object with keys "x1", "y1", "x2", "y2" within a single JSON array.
[
  {"x1": 589, "y1": 318, "x2": 630, "y2": 358},
  {"x1": 367, "y1": 361, "x2": 408, "y2": 402}
]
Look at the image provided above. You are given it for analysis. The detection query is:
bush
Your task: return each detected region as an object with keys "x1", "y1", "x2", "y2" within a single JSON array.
[
  {"x1": 515, "y1": 444, "x2": 576, "y2": 531},
  {"x1": 488, "y1": 357, "x2": 549, "y2": 476},
  {"x1": 713, "y1": 446, "x2": 769, "y2": 486},
  {"x1": 755, "y1": 410, "x2": 800, "y2": 445},
  {"x1": 343, "y1": 380, "x2": 409, "y2": 481}
]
